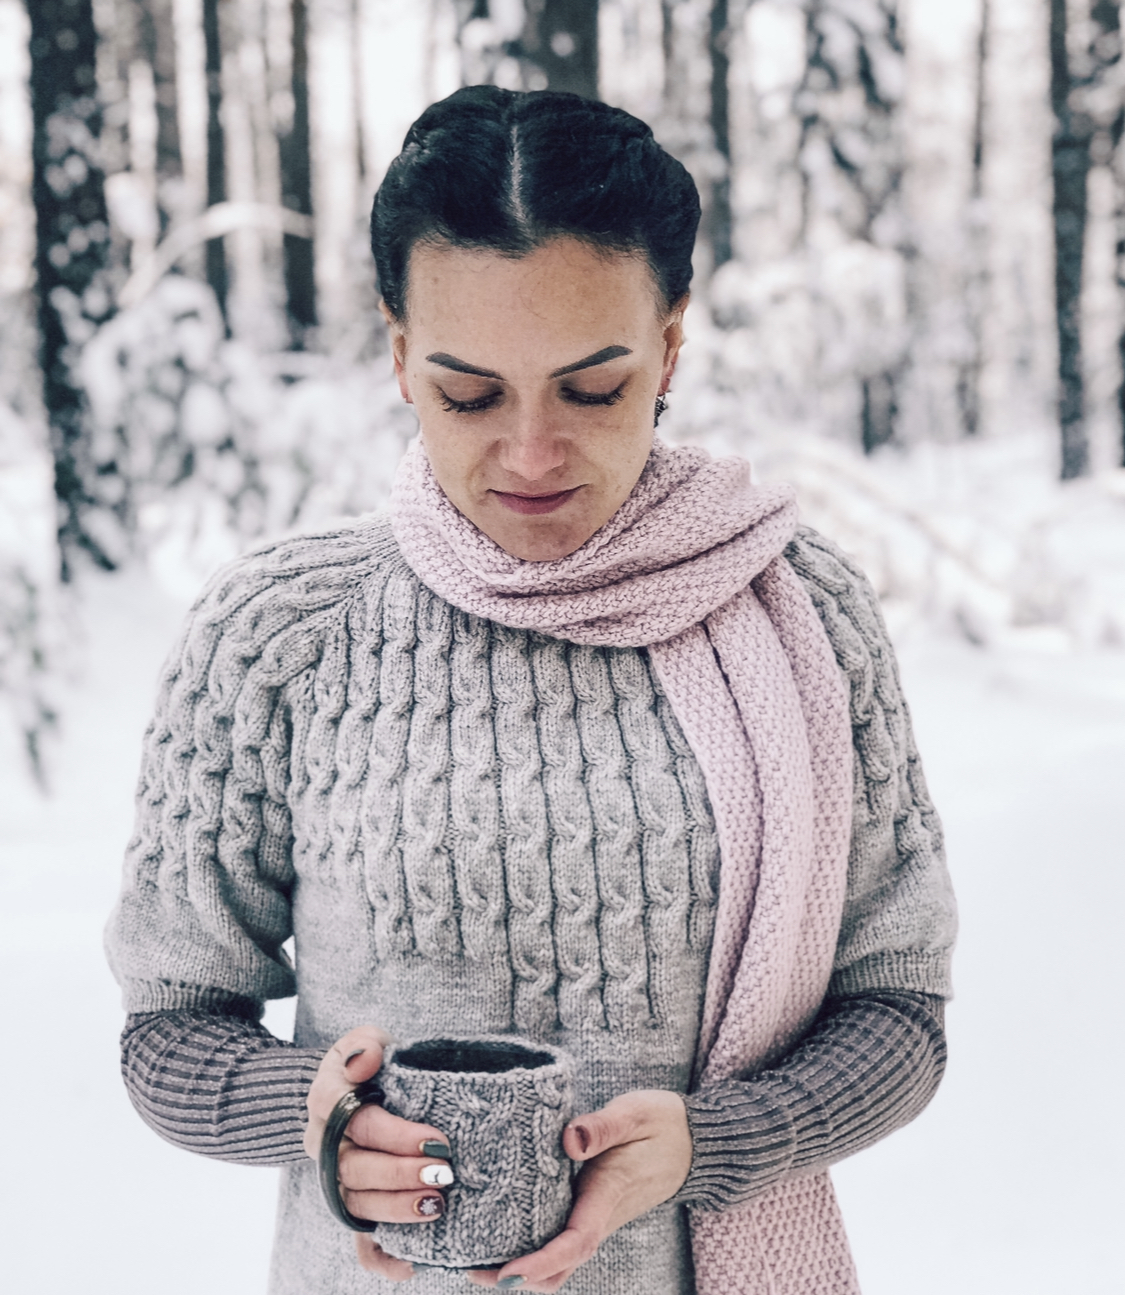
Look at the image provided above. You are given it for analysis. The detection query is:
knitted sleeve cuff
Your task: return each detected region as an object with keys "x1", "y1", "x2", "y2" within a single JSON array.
[
  {"x1": 120, "y1": 1008, "x2": 324, "y2": 1166},
  {"x1": 675, "y1": 990, "x2": 947, "y2": 1212}
]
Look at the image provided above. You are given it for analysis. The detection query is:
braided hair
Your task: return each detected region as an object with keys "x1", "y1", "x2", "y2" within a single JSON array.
[{"x1": 372, "y1": 85, "x2": 701, "y2": 319}]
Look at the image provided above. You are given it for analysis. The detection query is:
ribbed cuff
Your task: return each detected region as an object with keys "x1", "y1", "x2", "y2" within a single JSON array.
[
  {"x1": 675, "y1": 991, "x2": 947, "y2": 1212},
  {"x1": 121, "y1": 1009, "x2": 324, "y2": 1166},
  {"x1": 677, "y1": 1079, "x2": 802, "y2": 1209}
]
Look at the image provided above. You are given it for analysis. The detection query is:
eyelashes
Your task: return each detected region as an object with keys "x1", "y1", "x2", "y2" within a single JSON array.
[
  {"x1": 564, "y1": 382, "x2": 628, "y2": 408},
  {"x1": 437, "y1": 382, "x2": 628, "y2": 415},
  {"x1": 438, "y1": 391, "x2": 502, "y2": 414}
]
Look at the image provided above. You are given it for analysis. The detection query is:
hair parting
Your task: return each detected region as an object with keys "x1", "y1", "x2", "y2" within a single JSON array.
[{"x1": 371, "y1": 86, "x2": 701, "y2": 322}]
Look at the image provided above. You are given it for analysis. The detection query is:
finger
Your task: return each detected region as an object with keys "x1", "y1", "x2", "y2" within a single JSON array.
[
  {"x1": 466, "y1": 1225, "x2": 599, "y2": 1291},
  {"x1": 563, "y1": 1102, "x2": 642, "y2": 1162},
  {"x1": 312, "y1": 1026, "x2": 393, "y2": 1109},
  {"x1": 345, "y1": 1102, "x2": 451, "y2": 1158},
  {"x1": 339, "y1": 1147, "x2": 456, "y2": 1193},
  {"x1": 353, "y1": 1233, "x2": 415, "y2": 1280},
  {"x1": 465, "y1": 1267, "x2": 579, "y2": 1293},
  {"x1": 343, "y1": 1187, "x2": 446, "y2": 1225},
  {"x1": 306, "y1": 1027, "x2": 393, "y2": 1150}
]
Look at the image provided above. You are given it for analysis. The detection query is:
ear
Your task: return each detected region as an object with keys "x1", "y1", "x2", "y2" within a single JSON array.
[
  {"x1": 379, "y1": 299, "x2": 413, "y2": 404},
  {"x1": 660, "y1": 294, "x2": 689, "y2": 395}
]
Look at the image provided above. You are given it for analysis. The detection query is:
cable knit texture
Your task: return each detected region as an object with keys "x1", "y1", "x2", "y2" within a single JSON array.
[
  {"x1": 393, "y1": 438, "x2": 857, "y2": 1292},
  {"x1": 107, "y1": 439, "x2": 955, "y2": 1295},
  {"x1": 374, "y1": 1038, "x2": 575, "y2": 1268}
]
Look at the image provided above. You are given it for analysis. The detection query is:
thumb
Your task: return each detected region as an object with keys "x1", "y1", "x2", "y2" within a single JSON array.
[
  {"x1": 328, "y1": 1025, "x2": 393, "y2": 1087},
  {"x1": 564, "y1": 1100, "x2": 639, "y2": 1162}
]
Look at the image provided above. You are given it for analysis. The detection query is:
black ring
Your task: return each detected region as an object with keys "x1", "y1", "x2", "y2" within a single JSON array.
[{"x1": 318, "y1": 1078, "x2": 385, "y2": 1232}]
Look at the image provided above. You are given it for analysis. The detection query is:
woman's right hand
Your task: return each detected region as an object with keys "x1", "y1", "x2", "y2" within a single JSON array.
[{"x1": 305, "y1": 1025, "x2": 454, "y2": 1282}]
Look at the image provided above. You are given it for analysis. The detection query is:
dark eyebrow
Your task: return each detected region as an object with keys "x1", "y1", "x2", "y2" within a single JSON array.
[
  {"x1": 424, "y1": 345, "x2": 633, "y2": 382},
  {"x1": 549, "y1": 346, "x2": 633, "y2": 378},
  {"x1": 425, "y1": 352, "x2": 502, "y2": 379}
]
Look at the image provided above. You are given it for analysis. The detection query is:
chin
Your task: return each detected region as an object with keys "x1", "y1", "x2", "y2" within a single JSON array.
[
  {"x1": 488, "y1": 517, "x2": 593, "y2": 562},
  {"x1": 501, "y1": 532, "x2": 587, "y2": 562}
]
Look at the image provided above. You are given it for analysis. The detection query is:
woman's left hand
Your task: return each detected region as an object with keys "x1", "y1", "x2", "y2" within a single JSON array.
[{"x1": 465, "y1": 1089, "x2": 692, "y2": 1293}]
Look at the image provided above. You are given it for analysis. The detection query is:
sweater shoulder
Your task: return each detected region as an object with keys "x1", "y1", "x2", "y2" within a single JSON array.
[
  {"x1": 151, "y1": 515, "x2": 414, "y2": 730},
  {"x1": 783, "y1": 524, "x2": 896, "y2": 727},
  {"x1": 190, "y1": 514, "x2": 407, "y2": 623}
]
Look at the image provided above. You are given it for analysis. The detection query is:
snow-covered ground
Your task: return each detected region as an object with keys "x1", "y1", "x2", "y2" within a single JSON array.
[{"x1": 1, "y1": 560, "x2": 1122, "y2": 1294}]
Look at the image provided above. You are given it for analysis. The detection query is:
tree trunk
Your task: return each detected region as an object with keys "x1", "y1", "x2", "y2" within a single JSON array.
[
  {"x1": 1050, "y1": 0, "x2": 1091, "y2": 478},
  {"x1": 25, "y1": 0, "x2": 116, "y2": 572},
  {"x1": 708, "y1": 0, "x2": 731, "y2": 271},
  {"x1": 218, "y1": 0, "x2": 286, "y2": 345},
  {"x1": 522, "y1": 0, "x2": 599, "y2": 99},
  {"x1": 138, "y1": 0, "x2": 182, "y2": 231},
  {"x1": 1092, "y1": 0, "x2": 1125, "y2": 466},
  {"x1": 307, "y1": 0, "x2": 359, "y2": 344},
  {"x1": 201, "y1": 0, "x2": 228, "y2": 320},
  {"x1": 279, "y1": 0, "x2": 316, "y2": 340},
  {"x1": 656, "y1": 0, "x2": 713, "y2": 268},
  {"x1": 957, "y1": 0, "x2": 991, "y2": 437}
]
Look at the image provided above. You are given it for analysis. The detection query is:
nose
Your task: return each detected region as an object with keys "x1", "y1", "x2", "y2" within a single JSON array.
[{"x1": 496, "y1": 413, "x2": 567, "y2": 483}]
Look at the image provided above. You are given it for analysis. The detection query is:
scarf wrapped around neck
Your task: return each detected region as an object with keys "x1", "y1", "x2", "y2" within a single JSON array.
[{"x1": 390, "y1": 437, "x2": 860, "y2": 1295}]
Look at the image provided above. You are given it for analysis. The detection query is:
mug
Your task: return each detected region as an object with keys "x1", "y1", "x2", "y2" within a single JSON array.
[{"x1": 319, "y1": 1036, "x2": 576, "y2": 1270}]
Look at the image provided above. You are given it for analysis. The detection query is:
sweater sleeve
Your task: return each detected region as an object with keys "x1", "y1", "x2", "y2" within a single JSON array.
[
  {"x1": 120, "y1": 1005, "x2": 324, "y2": 1166},
  {"x1": 676, "y1": 989, "x2": 945, "y2": 1211},
  {"x1": 786, "y1": 528, "x2": 958, "y2": 999},
  {"x1": 123, "y1": 989, "x2": 944, "y2": 1187},
  {"x1": 104, "y1": 524, "x2": 389, "y2": 1013}
]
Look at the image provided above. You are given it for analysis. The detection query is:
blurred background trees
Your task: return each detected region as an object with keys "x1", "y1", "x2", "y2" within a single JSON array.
[{"x1": 3, "y1": 0, "x2": 1125, "y2": 775}]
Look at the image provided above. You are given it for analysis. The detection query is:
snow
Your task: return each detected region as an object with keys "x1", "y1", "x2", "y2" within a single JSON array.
[{"x1": 1, "y1": 551, "x2": 1123, "y2": 1293}]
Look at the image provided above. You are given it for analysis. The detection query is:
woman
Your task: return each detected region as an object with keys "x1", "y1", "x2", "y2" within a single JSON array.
[{"x1": 107, "y1": 87, "x2": 955, "y2": 1295}]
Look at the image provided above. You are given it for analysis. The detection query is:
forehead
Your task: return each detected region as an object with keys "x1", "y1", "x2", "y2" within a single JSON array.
[{"x1": 403, "y1": 238, "x2": 663, "y2": 336}]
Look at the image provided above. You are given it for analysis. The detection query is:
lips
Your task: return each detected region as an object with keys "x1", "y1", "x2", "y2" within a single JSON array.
[{"x1": 491, "y1": 486, "x2": 581, "y2": 515}]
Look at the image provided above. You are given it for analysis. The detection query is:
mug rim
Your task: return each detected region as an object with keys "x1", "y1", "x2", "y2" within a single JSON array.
[{"x1": 390, "y1": 1036, "x2": 560, "y2": 1076}]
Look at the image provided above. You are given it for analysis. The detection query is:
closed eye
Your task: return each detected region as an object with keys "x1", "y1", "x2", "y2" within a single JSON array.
[
  {"x1": 561, "y1": 381, "x2": 627, "y2": 407},
  {"x1": 438, "y1": 389, "x2": 504, "y2": 414}
]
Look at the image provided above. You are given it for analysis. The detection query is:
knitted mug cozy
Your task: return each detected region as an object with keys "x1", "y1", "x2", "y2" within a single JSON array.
[{"x1": 375, "y1": 1037, "x2": 576, "y2": 1269}]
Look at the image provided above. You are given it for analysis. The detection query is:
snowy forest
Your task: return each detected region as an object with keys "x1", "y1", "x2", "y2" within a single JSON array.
[
  {"x1": 1, "y1": 0, "x2": 1124, "y2": 774},
  {"x1": 2, "y1": 5, "x2": 1123, "y2": 1295}
]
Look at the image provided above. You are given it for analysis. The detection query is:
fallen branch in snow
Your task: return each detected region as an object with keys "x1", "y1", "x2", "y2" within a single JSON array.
[{"x1": 117, "y1": 203, "x2": 315, "y2": 309}]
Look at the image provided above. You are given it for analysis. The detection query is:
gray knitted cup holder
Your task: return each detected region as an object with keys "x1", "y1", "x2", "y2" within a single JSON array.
[{"x1": 319, "y1": 1036, "x2": 576, "y2": 1270}]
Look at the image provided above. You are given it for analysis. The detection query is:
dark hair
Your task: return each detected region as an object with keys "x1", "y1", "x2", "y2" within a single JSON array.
[{"x1": 371, "y1": 85, "x2": 701, "y2": 319}]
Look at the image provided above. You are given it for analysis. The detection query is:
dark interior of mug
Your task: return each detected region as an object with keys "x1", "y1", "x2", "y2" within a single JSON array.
[{"x1": 394, "y1": 1038, "x2": 556, "y2": 1074}]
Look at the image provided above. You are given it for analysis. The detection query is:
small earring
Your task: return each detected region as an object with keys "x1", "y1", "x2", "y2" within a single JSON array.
[{"x1": 654, "y1": 393, "x2": 668, "y2": 426}]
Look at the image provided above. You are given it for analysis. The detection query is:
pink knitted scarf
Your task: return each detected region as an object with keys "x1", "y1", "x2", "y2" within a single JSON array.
[{"x1": 390, "y1": 438, "x2": 860, "y2": 1294}]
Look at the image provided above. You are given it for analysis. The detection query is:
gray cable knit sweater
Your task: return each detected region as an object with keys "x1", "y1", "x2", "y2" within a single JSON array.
[{"x1": 106, "y1": 519, "x2": 956, "y2": 1294}]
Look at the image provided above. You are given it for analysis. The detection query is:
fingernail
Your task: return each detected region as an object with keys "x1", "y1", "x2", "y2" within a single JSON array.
[
  {"x1": 497, "y1": 1277, "x2": 526, "y2": 1289},
  {"x1": 414, "y1": 1194, "x2": 444, "y2": 1218},
  {"x1": 344, "y1": 1048, "x2": 366, "y2": 1066},
  {"x1": 419, "y1": 1139, "x2": 452, "y2": 1160},
  {"x1": 420, "y1": 1163, "x2": 455, "y2": 1187},
  {"x1": 571, "y1": 1123, "x2": 590, "y2": 1154}
]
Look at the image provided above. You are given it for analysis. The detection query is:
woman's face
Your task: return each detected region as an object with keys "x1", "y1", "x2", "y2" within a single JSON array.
[{"x1": 383, "y1": 237, "x2": 685, "y2": 561}]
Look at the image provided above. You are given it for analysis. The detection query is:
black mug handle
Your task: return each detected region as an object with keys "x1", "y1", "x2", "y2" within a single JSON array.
[{"x1": 318, "y1": 1077, "x2": 384, "y2": 1232}]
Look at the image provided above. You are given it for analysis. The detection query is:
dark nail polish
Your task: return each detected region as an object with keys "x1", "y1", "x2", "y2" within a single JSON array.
[
  {"x1": 344, "y1": 1048, "x2": 366, "y2": 1066},
  {"x1": 420, "y1": 1139, "x2": 452, "y2": 1160},
  {"x1": 497, "y1": 1277, "x2": 526, "y2": 1289},
  {"x1": 415, "y1": 1194, "x2": 444, "y2": 1218},
  {"x1": 572, "y1": 1123, "x2": 590, "y2": 1154}
]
